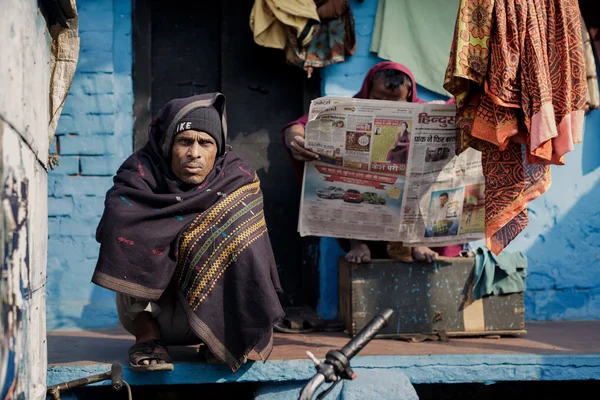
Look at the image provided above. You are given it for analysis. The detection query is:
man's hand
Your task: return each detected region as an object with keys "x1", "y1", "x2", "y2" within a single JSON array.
[
  {"x1": 412, "y1": 246, "x2": 438, "y2": 263},
  {"x1": 284, "y1": 126, "x2": 320, "y2": 162}
]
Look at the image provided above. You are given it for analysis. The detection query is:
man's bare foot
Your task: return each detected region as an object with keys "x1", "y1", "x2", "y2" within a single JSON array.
[
  {"x1": 131, "y1": 311, "x2": 168, "y2": 366},
  {"x1": 412, "y1": 247, "x2": 438, "y2": 263},
  {"x1": 345, "y1": 239, "x2": 371, "y2": 263}
]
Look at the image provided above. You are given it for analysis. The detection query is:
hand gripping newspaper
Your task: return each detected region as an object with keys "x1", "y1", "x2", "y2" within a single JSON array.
[{"x1": 298, "y1": 97, "x2": 485, "y2": 247}]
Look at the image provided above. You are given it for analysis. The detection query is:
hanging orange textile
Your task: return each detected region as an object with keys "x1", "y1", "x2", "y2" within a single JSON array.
[{"x1": 444, "y1": 0, "x2": 587, "y2": 254}]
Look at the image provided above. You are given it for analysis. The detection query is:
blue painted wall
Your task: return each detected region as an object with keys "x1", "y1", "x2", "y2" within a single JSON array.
[
  {"x1": 47, "y1": 0, "x2": 132, "y2": 330},
  {"x1": 47, "y1": 0, "x2": 599, "y2": 331},
  {"x1": 317, "y1": 0, "x2": 600, "y2": 322}
]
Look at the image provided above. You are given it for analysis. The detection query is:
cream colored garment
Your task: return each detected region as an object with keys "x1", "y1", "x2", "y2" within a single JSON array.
[
  {"x1": 48, "y1": 0, "x2": 80, "y2": 158},
  {"x1": 116, "y1": 286, "x2": 201, "y2": 346},
  {"x1": 582, "y1": 15, "x2": 599, "y2": 110},
  {"x1": 250, "y1": 0, "x2": 320, "y2": 49}
]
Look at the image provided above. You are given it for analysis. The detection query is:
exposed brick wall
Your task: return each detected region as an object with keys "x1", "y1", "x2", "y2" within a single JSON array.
[{"x1": 47, "y1": 0, "x2": 132, "y2": 330}]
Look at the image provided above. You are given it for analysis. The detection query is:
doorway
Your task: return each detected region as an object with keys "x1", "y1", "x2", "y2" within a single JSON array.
[{"x1": 132, "y1": 0, "x2": 321, "y2": 307}]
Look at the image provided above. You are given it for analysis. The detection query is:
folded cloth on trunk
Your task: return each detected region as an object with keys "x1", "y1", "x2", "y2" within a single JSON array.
[{"x1": 472, "y1": 246, "x2": 527, "y2": 300}]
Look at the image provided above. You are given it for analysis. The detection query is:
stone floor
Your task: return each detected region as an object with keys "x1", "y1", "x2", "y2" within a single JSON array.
[
  {"x1": 47, "y1": 320, "x2": 600, "y2": 392},
  {"x1": 48, "y1": 320, "x2": 600, "y2": 366}
]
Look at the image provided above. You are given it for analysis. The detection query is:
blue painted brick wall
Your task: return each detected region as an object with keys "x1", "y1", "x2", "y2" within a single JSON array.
[
  {"x1": 47, "y1": 0, "x2": 599, "y2": 331},
  {"x1": 318, "y1": 0, "x2": 600, "y2": 322},
  {"x1": 47, "y1": 0, "x2": 132, "y2": 331}
]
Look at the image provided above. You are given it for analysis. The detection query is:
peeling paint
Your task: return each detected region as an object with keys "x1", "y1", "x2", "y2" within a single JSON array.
[
  {"x1": 1, "y1": 166, "x2": 30, "y2": 399},
  {"x1": 1, "y1": 118, "x2": 49, "y2": 400},
  {"x1": 1, "y1": 2, "x2": 52, "y2": 397}
]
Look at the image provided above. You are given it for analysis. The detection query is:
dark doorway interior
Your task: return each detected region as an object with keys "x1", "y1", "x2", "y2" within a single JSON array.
[{"x1": 133, "y1": 0, "x2": 321, "y2": 307}]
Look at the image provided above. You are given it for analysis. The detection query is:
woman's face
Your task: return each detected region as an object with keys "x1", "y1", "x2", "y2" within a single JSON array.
[
  {"x1": 369, "y1": 77, "x2": 409, "y2": 102},
  {"x1": 399, "y1": 123, "x2": 407, "y2": 133}
]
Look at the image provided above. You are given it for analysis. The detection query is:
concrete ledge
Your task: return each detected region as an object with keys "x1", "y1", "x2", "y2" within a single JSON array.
[
  {"x1": 47, "y1": 353, "x2": 600, "y2": 388},
  {"x1": 47, "y1": 321, "x2": 600, "y2": 391},
  {"x1": 253, "y1": 369, "x2": 418, "y2": 400}
]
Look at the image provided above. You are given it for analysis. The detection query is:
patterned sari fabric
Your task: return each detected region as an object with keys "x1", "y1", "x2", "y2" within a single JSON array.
[
  {"x1": 285, "y1": 0, "x2": 356, "y2": 77},
  {"x1": 444, "y1": 0, "x2": 586, "y2": 254}
]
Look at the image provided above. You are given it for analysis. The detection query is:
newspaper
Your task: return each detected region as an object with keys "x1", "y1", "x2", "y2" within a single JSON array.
[{"x1": 298, "y1": 97, "x2": 485, "y2": 246}]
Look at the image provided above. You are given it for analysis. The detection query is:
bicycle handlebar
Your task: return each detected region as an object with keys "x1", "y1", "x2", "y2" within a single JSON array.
[
  {"x1": 298, "y1": 308, "x2": 394, "y2": 400},
  {"x1": 300, "y1": 373, "x2": 327, "y2": 399},
  {"x1": 340, "y1": 308, "x2": 393, "y2": 359}
]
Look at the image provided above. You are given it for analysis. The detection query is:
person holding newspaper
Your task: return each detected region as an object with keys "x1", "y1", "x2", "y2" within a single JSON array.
[{"x1": 281, "y1": 61, "x2": 464, "y2": 264}]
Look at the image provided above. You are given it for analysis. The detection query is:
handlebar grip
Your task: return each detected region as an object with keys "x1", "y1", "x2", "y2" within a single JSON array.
[
  {"x1": 298, "y1": 373, "x2": 327, "y2": 400},
  {"x1": 111, "y1": 364, "x2": 123, "y2": 391},
  {"x1": 340, "y1": 308, "x2": 393, "y2": 360}
]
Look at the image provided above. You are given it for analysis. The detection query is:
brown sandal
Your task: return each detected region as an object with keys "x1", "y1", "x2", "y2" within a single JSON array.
[{"x1": 128, "y1": 339, "x2": 174, "y2": 372}]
